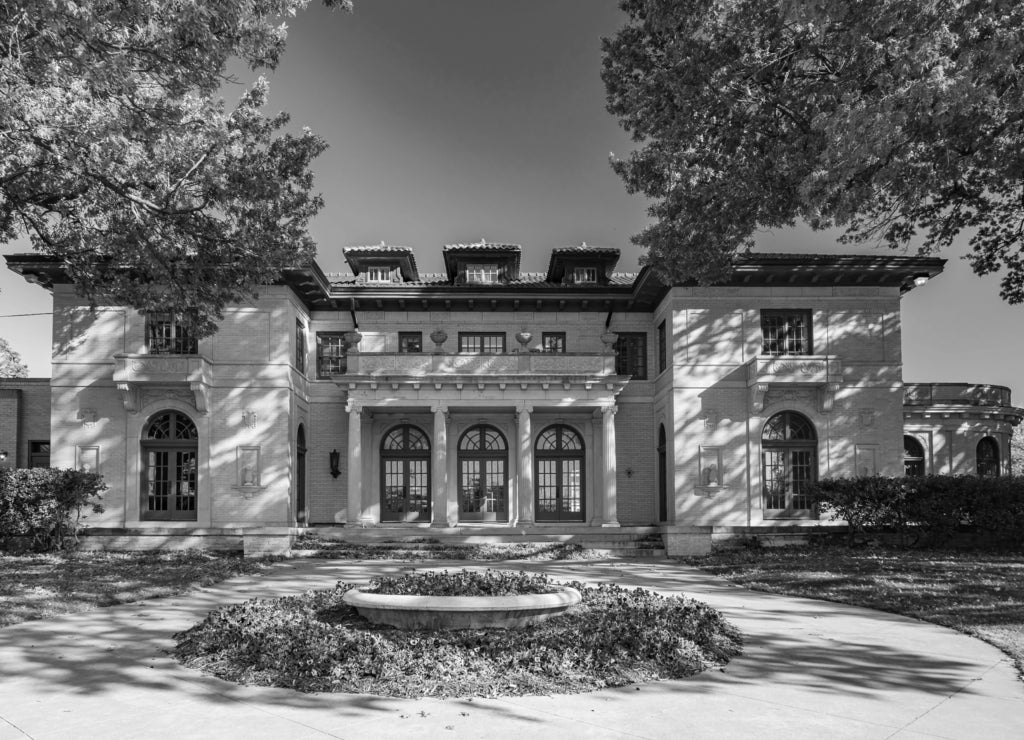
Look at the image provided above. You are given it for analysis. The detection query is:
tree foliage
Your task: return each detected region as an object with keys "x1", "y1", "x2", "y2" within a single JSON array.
[
  {"x1": 1, "y1": 0, "x2": 349, "y2": 337},
  {"x1": 603, "y1": 0, "x2": 1024, "y2": 299},
  {"x1": 0, "y1": 337, "x2": 28, "y2": 377}
]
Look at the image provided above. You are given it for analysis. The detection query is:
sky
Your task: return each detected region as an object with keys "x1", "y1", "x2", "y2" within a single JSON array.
[{"x1": 1, "y1": 0, "x2": 1022, "y2": 397}]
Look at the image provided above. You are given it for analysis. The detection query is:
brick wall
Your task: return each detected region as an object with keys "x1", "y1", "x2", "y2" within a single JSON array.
[{"x1": 0, "y1": 379, "x2": 52, "y2": 469}]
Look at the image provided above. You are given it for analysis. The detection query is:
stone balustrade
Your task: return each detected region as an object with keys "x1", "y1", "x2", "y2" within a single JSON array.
[
  {"x1": 112, "y1": 353, "x2": 213, "y2": 413},
  {"x1": 903, "y1": 383, "x2": 1013, "y2": 408},
  {"x1": 344, "y1": 351, "x2": 616, "y2": 378}
]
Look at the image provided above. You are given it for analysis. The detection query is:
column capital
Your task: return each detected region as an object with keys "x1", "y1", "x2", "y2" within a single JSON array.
[
  {"x1": 345, "y1": 399, "x2": 363, "y2": 415},
  {"x1": 602, "y1": 404, "x2": 617, "y2": 418},
  {"x1": 430, "y1": 404, "x2": 448, "y2": 415},
  {"x1": 517, "y1": 404, "x2": 534, "y2": 416}
]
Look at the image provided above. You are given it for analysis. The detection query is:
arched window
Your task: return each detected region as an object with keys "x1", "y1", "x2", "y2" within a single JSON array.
[
  {"x1": 380, "y1": 424, "x2": 430, "y2": 522},
  {"x1": 458, "y1": 425, "x2": 509, "y2": 521},
  {"x1": 536, "y1": 424, "x2": 585, "y2": 522},
  {"x1": 761, "y1": 411, "x2": 816, "y2": 518},
  {"x1": 904, "y1": 436, "x2": 925, "y2": 477},
  {"x1": 977, "y1": 437, "x2": 1000, "y2": 478},
  {"x1": 141, "y1": 410, "x2": 198, "y2": 521}
]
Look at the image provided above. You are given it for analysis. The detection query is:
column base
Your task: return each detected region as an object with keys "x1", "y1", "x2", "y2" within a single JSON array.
[{"x1": 601, "y1": 521, "x2": 622, "y2": 528}]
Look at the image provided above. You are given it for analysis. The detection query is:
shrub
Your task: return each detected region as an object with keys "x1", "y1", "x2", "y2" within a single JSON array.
[
  {"x1": 812, "y1": 474, "x2": 1024, "y2": 549},
  {"x1": 0, "y1": 468, "x2": 106, "y2": 551},
  {"x1": 369, "y1": 569, "x2": 557, "y2": 596}
]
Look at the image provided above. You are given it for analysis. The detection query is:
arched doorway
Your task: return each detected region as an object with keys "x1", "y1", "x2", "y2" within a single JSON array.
[
  {"x1": 761, "y1": 411, "x2": 816, "y2": 518},
  {"x1": 141, "y1": 410, "x2": 198, "y2": 521},
  {"x1": 296, "y1": 424, "x2": 307, "y2": 525},
  {"x1": 977, "y1": 437, "x2": 1000, "y2": 477},
  {"x1": 658, "y1": 424, "x2": 668, "y2": 522},
  {"x1": 535, "y1": 424, "x2": 585, "y2": 522},
  {"x1": 903, "y1": 435, "x2": 925, "y2": 477},
  {"x1": 458, "y1": 425, "x2": 509, "y2": 522},
  {"x1": 380, "y1": 424, "x2": 430, "y2": 522}
]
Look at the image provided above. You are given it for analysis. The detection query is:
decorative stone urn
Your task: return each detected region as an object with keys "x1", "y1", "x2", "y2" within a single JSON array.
[
  {"x1": 600, "y1": 330, "x2": 618, "y2": 350},
  {"x1": 515, "y1": 330, "x2": 532, "y2": 350},
  {"x1": 345, "y1": 329, "x2": 362, "y2": 348},
  {"x1": 429, "y1": 329, "x2": 448, "y2": 353},
  {"x1": 342, "y1": 585, "x2": 582, "y2": 630}
]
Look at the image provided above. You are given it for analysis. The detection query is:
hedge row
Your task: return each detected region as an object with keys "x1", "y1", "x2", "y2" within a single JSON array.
[
  {"x1": 811, "y1": 475, "x2": 1024, "y2": 547},
  {"x1": 0, "y1": 468, "x2": 106, "y2": 551}
]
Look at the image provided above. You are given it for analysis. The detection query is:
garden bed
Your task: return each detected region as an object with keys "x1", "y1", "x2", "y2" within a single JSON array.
[{"x1": 174, "y1": 569, "x2": 742, "y2": 697}]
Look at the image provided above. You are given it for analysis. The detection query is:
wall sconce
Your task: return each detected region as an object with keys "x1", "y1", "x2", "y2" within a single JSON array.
[
  {"x1": 625, "y1": 466, "x2": 634, "y2": 478},
  {"x1": 913, "y1": 274, "x2": 929, "y2": 287},
  {"x1": 329, "y1": 449, "x2": 340, "y2": 478},
  {"x1": 0, "y1": 450, "x2": 7, "y2": 461}
]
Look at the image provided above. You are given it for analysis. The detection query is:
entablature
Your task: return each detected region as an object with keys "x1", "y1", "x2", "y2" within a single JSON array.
[{"x1": 748, "y1": 355, "x2": 843, "y2": 414}]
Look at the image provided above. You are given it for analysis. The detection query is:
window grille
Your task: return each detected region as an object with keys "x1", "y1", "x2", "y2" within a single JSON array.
[
  {"x1": 295, "y1": 319, "x2": 307, "y2": 374},
  {"x1": 316, "y1": 332, "x2": 348, "y2": 378},
  {"x1": 977, "y1": 437, "x2": 1000, "y2": 477},
  {"x1": 458, "y1": 332, "x2": 506, "y2": 353},
  {"x1": 614, "y1": 332, "x2": 647, "y2": 379},
  {"x1": 366, "y1": 266, "x2": 394, "y2": 283},
  {"x1": 574, "y1": 266, "x2": 598, "y2": 284},
  {"x1": 146, "y1": 313, "x2": 197, "y2": 355},
  {"x1": 904, "y1": 436, "x2": 925, "y2": 476},
  {"x1": 761, "y1": 411, "x2": 817, "y2": 517},
  {"x1": 761, "y1": 310, "x2": 812, "y2": 355},
  {"x1": 398, "y1": 332, "x2": 423, "y2": 353},
  {"x1": 466, "y1": 264, "x2": 499, "y2": 284},
  {"x1": 542, "y1": 332, "x2": 566, "y2": 353}
]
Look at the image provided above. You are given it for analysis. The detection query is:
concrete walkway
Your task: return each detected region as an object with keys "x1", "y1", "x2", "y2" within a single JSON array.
[{"x1": 0, "y1": 558, "x2": 1021, "y2": 739}]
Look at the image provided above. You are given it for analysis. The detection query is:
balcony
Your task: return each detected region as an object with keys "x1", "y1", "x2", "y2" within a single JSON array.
[
  {"x1": 112, "y1": 354, "x2": 212, "y2": 413},
  {"x1": 748, "y1": 355, "x2": 843, "y2": 413},
  {"x1": 337, "y1": 351, "x2": 618, "y2": 391}
]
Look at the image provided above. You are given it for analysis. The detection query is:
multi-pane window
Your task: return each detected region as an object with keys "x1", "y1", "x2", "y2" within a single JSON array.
[
  {"x1": 366, "y1": 265, "x2": 394, "y2": 283},
  {"x1": 466, "y1": 263, "x2": 499, "y2": 284},
  {"x1": 316, "y1": 332, "x2": 348, "y2": 379},
  {"x1": 535, "y1": 425, "x2": 585, "y2": 522},
  {"x1": 657, "y1": 320, "x2": 667, "y2": 374},
  {"x1": 295, "y1": 319, "x2": 307, "y2": 374},
  {"x1": 146, "y1": 313, "x2": 197, "y2": 355},
  {"x1": 904, "y1": 436, "x2": 925, "y2": 477},
  {"x1": 458, "y1": 332, "x2": 506, "y2": 353},
  {"x1": 458, "y1": 425, "x2": 509, "y2": 521},
  {"x1": 380, "y1": 425, "x2": 430, "y2": 522},
  {"x1": 399, "y1": 332, "x2": 423, "y2": 353},
  {"x1": 28, "y1": 441, "x2": 50, "y2": 468},
  {"x1": 977, "y1": 437, "x2": 1000, "y2": 477},
  {"x1": 542, "y1": 332, "x2": 566, "y2": 353},
  {"x1": 614, "y1": 332, "x2": 647, "y2": 380},
  {"x1": 761, "y1": 310, "x2": 813, "y2": 355},
  {"x1": 574, "y1": 266, "x2": 598, "y2": 284},
  {"x1": 761, "y1": 411, "x2": 817, "y2": 518},
  {"x1": 141, "y1": 410, "x2": 198, "y2": 521}
]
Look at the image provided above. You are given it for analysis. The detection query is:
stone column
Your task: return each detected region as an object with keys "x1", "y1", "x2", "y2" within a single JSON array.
[
  {"x1": 431, "y1": 405, "x2": 449, "y2": 527},
  {"x1": 346, "y1": 399, "x2": 363, "y2": 525},
  {"x1": 601, "y1": 405, "x2": 620, "y2": 527},
  {"x1": 517, "y1": 405, "x2": 534, "y2": 525}
]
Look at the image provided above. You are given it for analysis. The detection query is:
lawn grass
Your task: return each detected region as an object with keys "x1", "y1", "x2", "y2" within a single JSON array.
[
  {"x1": 689, "y1": 546, "x2": 1024, "y2": 677},
  {"x1": 0, "y1": 550, "x2": 270, "y2": 629}
]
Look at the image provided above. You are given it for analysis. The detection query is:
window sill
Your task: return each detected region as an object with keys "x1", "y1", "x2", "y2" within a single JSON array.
[{"x1": 762, "y1": 509, "x2": 818, "y2": 520}]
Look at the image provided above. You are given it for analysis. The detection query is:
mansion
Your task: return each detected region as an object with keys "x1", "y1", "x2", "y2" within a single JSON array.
[{"x1": 2, "y1": 243, "x2": 1022, "y2": 554}]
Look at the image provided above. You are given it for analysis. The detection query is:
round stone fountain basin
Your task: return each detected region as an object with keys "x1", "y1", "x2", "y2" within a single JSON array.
[{"x1": 342, "y1": 586, "x2": 582, "y2": 630}]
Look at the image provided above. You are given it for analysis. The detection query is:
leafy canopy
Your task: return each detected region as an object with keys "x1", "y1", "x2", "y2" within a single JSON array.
[
  {"x1": 1, "y1": 0, "x2": 349, "y2": 337},
  {"x1": 0, "y1": 337, "x2": 28, "y2": 377},
  {"x1": 602, "y1": 0, "x2": 1024, "y2": 300}
]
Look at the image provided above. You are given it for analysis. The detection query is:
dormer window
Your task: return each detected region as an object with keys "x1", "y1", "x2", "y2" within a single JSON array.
[
  {"x1": 574, "y1": 267, "x2": 598, "y2": 284},
  {"x1": 366, "y1": 265, "x2": 394, "y2": 283},
  {"x1": 466, "y1": 264, "x2": 500, "y2": 284}
]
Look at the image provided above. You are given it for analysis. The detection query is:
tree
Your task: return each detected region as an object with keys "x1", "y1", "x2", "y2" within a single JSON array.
[
  {"x1": 602, "y1": 0, "x2": 1024, "y2": 299},
  {"x1": 1, "y1": 0, "x2": 349, "y2": 338},
  {"x1": 0, "y1": 337, "x2": 28, "y2": 377}
]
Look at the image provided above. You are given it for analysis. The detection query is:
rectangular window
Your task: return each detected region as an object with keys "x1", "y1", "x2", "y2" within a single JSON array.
[
  {"x1": 574, "y1": 266, "x2": 598, "y2": 284},
  {"x1": 466, "y1": 264, "x2": 500, "y2": 284},
  {"x1": 458, "y1": 332, "x2": 506, "y2": 353},
  {"x1": 366, "y1": 265, "x2": 393, "y2": 283},
  {"x1": 761, "y1": 310, "x2": 813, "y2": 355},
  {"x1": 29, "y1": 441, "x2": 50, "y2": 468},
  {"x1": 657, "y1": 320, "x2": 667, "y2": 374},
  {"x1": 398, "y1": 332, "x2": 423, "y2": 353},
  {"x1": 615, "y1": 332, "x2": 647, "y2": 380},
  {"x1": 295, "y1": 319, "x2": 307, "y2": 374},
  {"x1": 316, "y1": 332, "x2": 348, "y2": 378},
  {"x1": 146, "y1": 313, "x2": 197, "y2": 355},
  {"x1": 542, "y1": 332, "x2": 566, "y2": 353}
]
